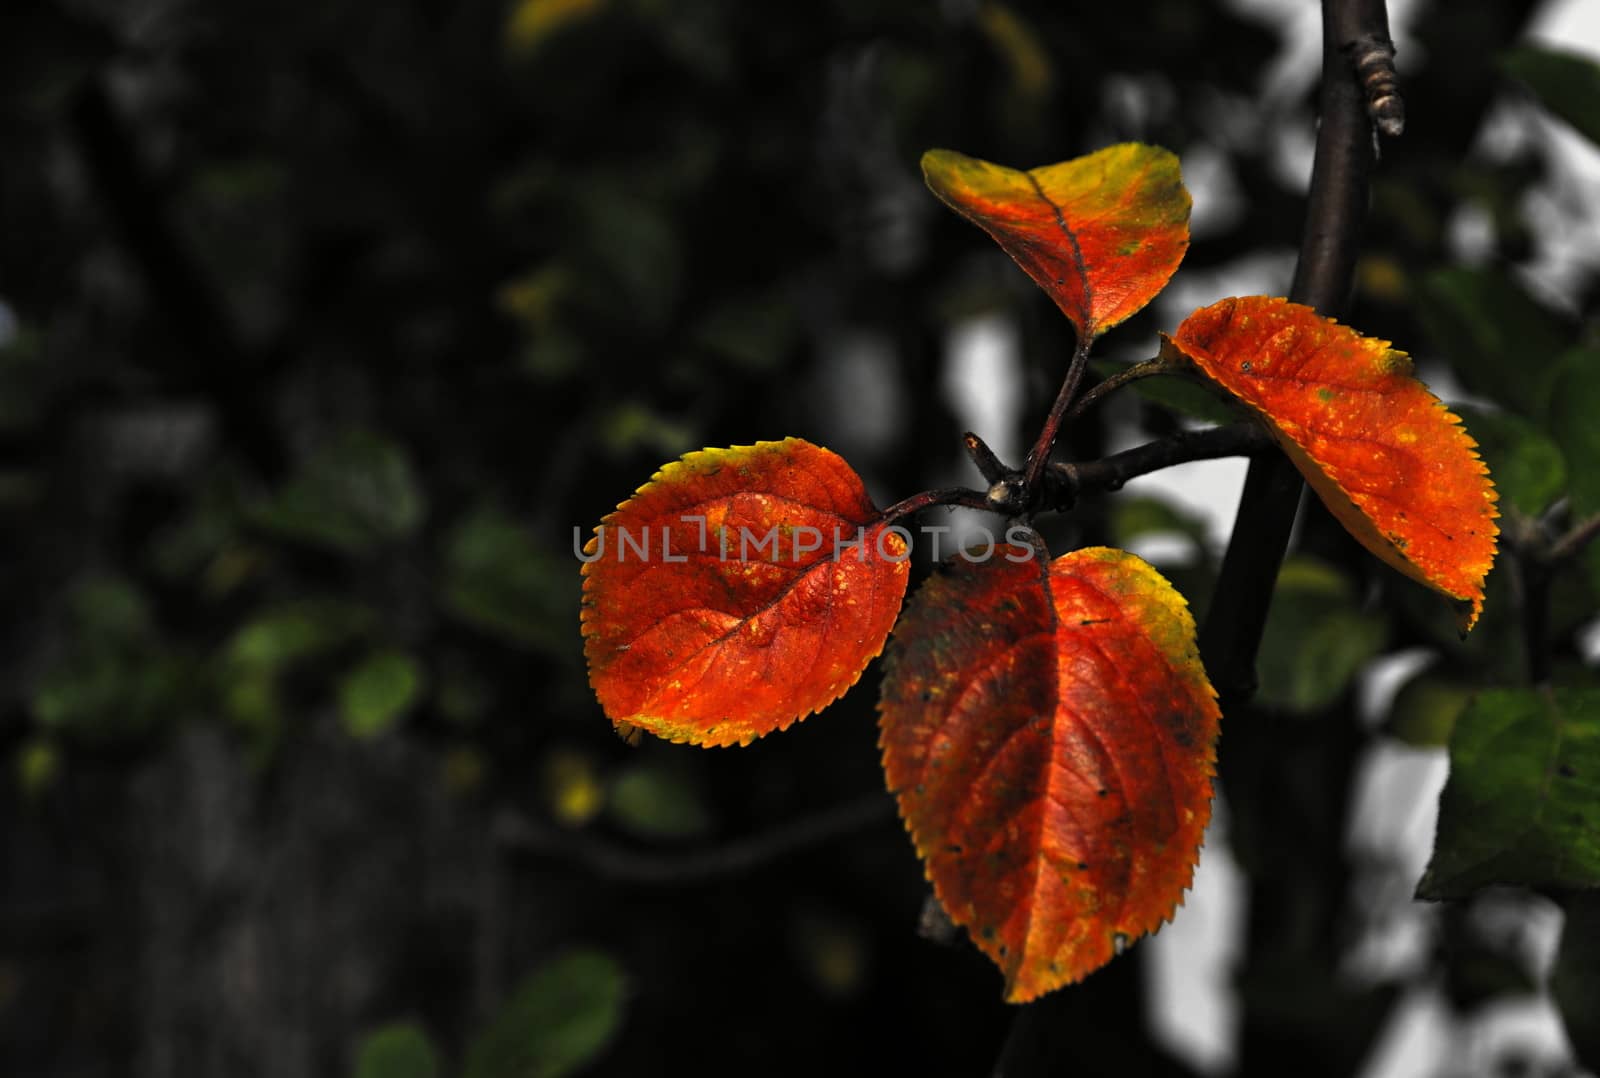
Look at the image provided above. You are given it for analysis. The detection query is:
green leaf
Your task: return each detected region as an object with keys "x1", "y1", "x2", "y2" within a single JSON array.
[
  {"x1": 442, "y1": 507, "x2": 577, "y2": 656},
  {"x1": 1418, "y1": 688, "x2": 1600, "y2": 899},
  {"x1": 608, "y1": 761, "x2": 712, "y2": 839},
  {"x1": 339, "y1": 651, "x2": 424, "y2": 739},
  {"x1": 1548, "y1": 349, "x2": 1600, "y2": 509},
  {"x1": 1416, "y1": 268, "x2": 1572, "y2": 418},
  {"x1": 463, "y1": 950, "x2": 628, "y2": 1078},
  {"x1": 1547, "y1": 349, "x2": 1600, "y2": 589},
  {"x1": 253, "y1": 430, "x2": 426, "y2": 554},
  {"x1": 15, "y1": 738, "x2": 60, "y2": 799},
  {"x1": 1455, "y1": 406, "x2": 1565, "y2": 519},
  {"x1": 1502, "y1": 47, "x2": 1600, "y2": 148},
  {"x1": 1385, "y1": 672, "x2": 1473, "y2": 748},
  {"x1": 1087, "y1": 358, "x2": 1245, "y2": 427},
  {"x1": 30, "y1": 576, "x2": 193, "y2": 742},
  {"x1": 693, "y1": 293, "x2": 799, "y2": 373},
  {"x1": 596, "y1": 400, "x2": 694, "y2": 459},
  {"x1": 226, "y1": 601, "x2": 372, "y2": 672},
  {"x1": 68, "y1": 574, "x2": 152, "y2": 645},
  {"x1": 1553, "y1": 892, "x2": 1600, "y2": 1071},
  {"x1": 354, "y1": 1023, "x2": 441, "y2": 1078},
  {"x1": 1256, "y1": 558, "x2": 1388, "y2": 714},
  {"x1": 1109, "y1": 495, "x2": 1212, "y2": 559}
]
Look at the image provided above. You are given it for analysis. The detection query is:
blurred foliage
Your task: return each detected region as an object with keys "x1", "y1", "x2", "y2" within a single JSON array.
[
  {"x1": 354, "y1": 1023, "x2": 443, "y2": 1078},
  {"x1": 1255, "y1": 557, "x2": 1387, "y2": 715},
  {"x1": 1502, "y1": 46, "x2": 1600, "y2": 147},
  {"x1": 462, "y1": 950, "x2": 628, "y2": 1078},
  {"x1": 1, "y1": 0, "x2": 1598, "y2": 1075}
]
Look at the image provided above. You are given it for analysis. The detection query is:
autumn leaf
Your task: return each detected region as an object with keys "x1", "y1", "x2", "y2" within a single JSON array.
[
  {"x1": 921, "y1": 143, "x2": 1190, "y2": 342},
  {"x1": 878, "y1": 542, "x2": 1219, "y2": 1002},
  {"x1": 581, "y1": 439, "x2": 909, "y2": 747},
  {"x1": 1162, "y1": 296, "x2": 1498, "y2": 629}
]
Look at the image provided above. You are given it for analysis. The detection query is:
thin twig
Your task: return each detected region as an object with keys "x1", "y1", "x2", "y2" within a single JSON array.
[
  {"x1": 1021, "y1": 335, "x2": 1094, "y2": 502},
  {"x1": 494, "y1": 793, "x2": 894, "y2": 886},
  {"x1": 963, "y1": 431, "x2": 1009, "y2": 484},
  {"x1": 1547, "y1": 511, "x2": 1600, "y2": 564},
  {"x1": 1044, "y1": 423, "x2": 1273, "y2": 506},
  {"x1": 1065, "y1": 355, "x2": 1181, "y2": 421},
  {"x1": 879, "y1": 486, "x2": 993, "y2": 523}
]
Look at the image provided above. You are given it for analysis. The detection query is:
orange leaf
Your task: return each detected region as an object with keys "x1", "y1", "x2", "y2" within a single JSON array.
[
  {"x1": 1162, "y1": 296, "x2": 1499, "y2": 628},
  {"x1": 921, "y1": 143, "x2": 1190, "y2": 341},
  {"x1": 879, "y1": 543, "x2": 1219, "y2": 1002},
  {"x1": 581, "y1": 439, "x2": 909, "y2": 747}
]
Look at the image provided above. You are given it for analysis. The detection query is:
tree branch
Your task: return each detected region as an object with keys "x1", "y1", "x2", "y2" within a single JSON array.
[
  {"x1": 1547, "y1": 511, "x2": 1600, "y2": 564},
  {"x1": 494, "y1": 793, "x2": 894, "y2": 886},
  {"x1": 1199, "y1": 0, "x2": 1385, "y2": 701},
  {"x1": 1045, "y1": 423, "x2": 1273, "y2": 507}
]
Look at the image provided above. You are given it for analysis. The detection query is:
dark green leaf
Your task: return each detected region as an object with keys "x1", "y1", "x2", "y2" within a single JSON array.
[
  {"x1": 1256, "y1": 558, "x2": 1387, "y2": 714},
  {"x1": 15, "y1": 737, "x2": 60, "y2": 799},
  {"x1": 1087, "y1": 358, "x2": 1245, "y2": 426},
  {"x1": 253, "y1": 431, "x2": 426, "y2": 554},
  {"x1": 1553, "y1": 892, "x2": 1600, "y2": 1071},
  {"x1": 1418, "y1": 688, "x2": 1600, "y2": 899},
  {"x1": 463, "y1": 950, "x2": 627, "y2": 1078},
  {"x1": 1109, "y1": 495, "x2": 1212, "y2": 559},
  {"x1": 339, "y1": 651, "x2": 424, "y2": 739},
  {"x1": 1502, "y1": 47, "x2": 1600, "y2": 148},
  {"x1": 1547, "y1": 349, "x2": 1600, "y2": 589},
  {"x1": 693, "y1": 293, "x2": 799, "y2": 373},
  {"x1": 442, "y1": 508, "x2": 577, "y2": 657},
  {"x1": 226, "y1": 601, "x2": 372, "y2": 672},
  {"x1": 354, "y1": 1023, "x2": 441, "y2": 1078},
  {"x1": 1386, "y1": 672, "x2": 1473, "y2": 748},
  {"x1": 1455, "y1": 406, "x2": 1565, "y2": 518},
  {"x1": 1416, "y1": 268, "x2": 1573, "y2": 417},
  {"x1": 608, "y1": 761, "x2": 712, "y2": 839}
]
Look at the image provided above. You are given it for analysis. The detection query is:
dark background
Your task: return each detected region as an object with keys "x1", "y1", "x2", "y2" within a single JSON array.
[{"x1": 2, "y1": 0, "x2": 1595, "y2": 1075}]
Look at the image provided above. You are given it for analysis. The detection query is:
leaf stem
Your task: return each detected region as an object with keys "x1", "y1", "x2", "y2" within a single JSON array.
[
  {"x1": 879, "y1": 486, "x2": 993, "y2": 524},
  {"x1": 1021, "y1": 334, "x2": 1095, "y2": 503},
  {"x1": 1065, "y1": 355, "x2": 1180, "y2": 421}
]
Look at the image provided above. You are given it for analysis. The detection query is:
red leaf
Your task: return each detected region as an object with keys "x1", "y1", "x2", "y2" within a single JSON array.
[
  {"x1": 879, "y1": 542, "x2": 1219, "y2": 1002},
  {"x1": 581, "y1": 439, "x2": 909, "y2": 747},
  {"x1": 921, "y1": 143, "x2": 1190, "y2": 341},
  {"x1": 1162, "y1": 296, "x2": 1499, "y2": 628}
]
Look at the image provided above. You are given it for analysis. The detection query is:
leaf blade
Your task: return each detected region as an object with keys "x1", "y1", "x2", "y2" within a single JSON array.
[
  {"x1": 922, "y1": 144, "x2": 1191, "y2": 340},
  {"x1": 1163, "y1": 296, "x2": 1498, "y2": 628},
  {"x1": 1501, "y1": 46, "x2": 1600, "y2": 149},
  {"x1": 878, "y1": 543, "x2": 1219, "y2": 1001},
  {"x1": 581, "y1": 439, "x2": 909, "y2": 747},
  {"x1": 1418, "y1": 687, "x2": 1600, "y2": 899}
]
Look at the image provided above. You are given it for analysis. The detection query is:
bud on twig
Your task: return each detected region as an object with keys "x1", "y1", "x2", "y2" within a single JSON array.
[{"x1": 1351, "y1": 33, "x2": 1404, "y2": 137}]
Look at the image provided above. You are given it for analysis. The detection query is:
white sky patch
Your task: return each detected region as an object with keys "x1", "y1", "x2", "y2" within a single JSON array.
[
  {"x1": 813, "y1": 328, "x2": 906, "y2": 464},
  {"x1": 1146, "y1": 802, "x2": 1245, "y2": 1074},
  {"x1": 942, "y1": 312, "x2": 1026, "y2": 467}
]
